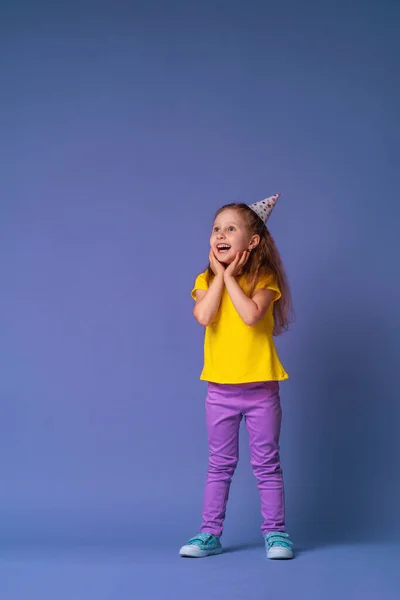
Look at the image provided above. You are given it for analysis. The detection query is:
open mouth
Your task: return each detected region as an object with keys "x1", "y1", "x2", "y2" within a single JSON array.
[{"x1": 216, "y1": 244, "x2": 231, "y2": 253}]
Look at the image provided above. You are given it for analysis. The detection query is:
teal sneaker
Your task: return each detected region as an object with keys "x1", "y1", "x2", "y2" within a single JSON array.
[
  {"x1": 179, "y1": 533, "x2": 223, "y2": 558},
  {"x1": 264, "y1": 531, "x2": 294, "y2": 559}
]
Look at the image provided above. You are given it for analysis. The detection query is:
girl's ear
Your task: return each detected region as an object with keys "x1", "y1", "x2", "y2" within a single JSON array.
[{"x1": 248, "y1": 234, "x2": 260, "y2": 251}]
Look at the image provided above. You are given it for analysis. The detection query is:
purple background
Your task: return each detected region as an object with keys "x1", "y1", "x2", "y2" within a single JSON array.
[{"x1": 1, "y1": 1, "x2": 399, "y2": 598}]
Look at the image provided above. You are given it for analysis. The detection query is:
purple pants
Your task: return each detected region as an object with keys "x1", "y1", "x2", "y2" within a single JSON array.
[{"x1": 200, "y1": 381, "x2": 286, "y2": 537}]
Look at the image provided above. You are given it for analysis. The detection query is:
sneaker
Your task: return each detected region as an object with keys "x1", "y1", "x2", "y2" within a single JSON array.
[
  {"x1": 179, "y1": 533, "x2": 223, "y2": 558},
  {"x1": 264, "y1": 531, "x2": 294, "y2": 559}
]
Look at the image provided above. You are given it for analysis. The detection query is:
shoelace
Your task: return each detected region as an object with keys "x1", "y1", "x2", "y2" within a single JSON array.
[
  {"x1": 265, "y1": 532, "x2": 293, "y2": 550},
  {"x1": 188, "y1": 533, "x2": 214, "y2": 545}
]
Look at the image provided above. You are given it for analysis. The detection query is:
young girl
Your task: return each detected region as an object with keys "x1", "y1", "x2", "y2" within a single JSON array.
[{"x1": 179, "y1": 194, "x2": 294, "y2": 560}]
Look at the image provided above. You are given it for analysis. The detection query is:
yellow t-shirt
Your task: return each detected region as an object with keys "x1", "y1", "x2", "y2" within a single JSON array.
[{"x1": 191, "y1": 270, "x2": 289, "y2": 384}]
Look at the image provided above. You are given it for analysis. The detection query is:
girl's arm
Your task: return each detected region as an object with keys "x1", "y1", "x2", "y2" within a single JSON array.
[
  {"x1": 224, "y1": 275, "x2": 275, "y2": 326},
  {"x1": 193, "y1": 274, "x2": 225, "y2": 326}
]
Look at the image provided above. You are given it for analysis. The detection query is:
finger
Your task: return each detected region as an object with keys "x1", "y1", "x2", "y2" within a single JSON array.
[
  {"x1": 234, "y1": 253, "x2": 242, "y2": 268},
  {"x1": 213, "y1": 250, "x2": 221, "y2": 262},
  {"x1": 237, "y1": 252, "x2": 249, "y2": 272}
]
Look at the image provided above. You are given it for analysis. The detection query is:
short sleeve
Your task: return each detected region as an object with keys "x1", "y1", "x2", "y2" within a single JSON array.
[
  {"x1": 255, "y1": 272, "x2": 281, "y2": 302},
  {"x1": 191, "y1": 271, "x2": 209, "y2": 300}
]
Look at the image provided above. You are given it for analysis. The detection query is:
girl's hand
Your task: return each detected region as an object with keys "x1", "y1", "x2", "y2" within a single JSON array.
[
  {"x1": 209, "y1": 248, "x2": 226, "y2": 277},
  {"x1": 224, "y1": 251, "x2": 249, "y2": 280}
]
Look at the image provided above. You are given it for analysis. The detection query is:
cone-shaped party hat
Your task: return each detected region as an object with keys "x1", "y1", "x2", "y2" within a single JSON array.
[{"x1": 248, "y1": 193, "x2": 280, "y2": 224}]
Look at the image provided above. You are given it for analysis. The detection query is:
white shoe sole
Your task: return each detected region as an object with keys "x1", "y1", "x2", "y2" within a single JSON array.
[
  {"x1": 179, "y1": 544, "x2": 223, "y2": 558},
  {"x1": 267, "y1": 547, "x2": 294, "y2": 559}
]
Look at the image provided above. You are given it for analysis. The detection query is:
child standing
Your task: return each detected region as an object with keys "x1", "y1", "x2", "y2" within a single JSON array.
[{"x1": 180, "y1": 194, "x2": 294, "y2": 560}]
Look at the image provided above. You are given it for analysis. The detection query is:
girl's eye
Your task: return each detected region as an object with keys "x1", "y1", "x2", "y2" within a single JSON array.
[
  {"x1": 214, "y1": 227, "x2": 220, "y2": 232},
  {"x1": 228, "y1": 227, "x2": 235, "y2": 231}
]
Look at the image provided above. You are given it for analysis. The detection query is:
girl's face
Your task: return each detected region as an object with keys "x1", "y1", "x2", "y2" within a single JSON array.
[{"x1": 210, "y1": 208, "x2": 259, "y2": 265}]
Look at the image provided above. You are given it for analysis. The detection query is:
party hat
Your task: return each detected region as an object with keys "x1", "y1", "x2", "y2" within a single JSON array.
[{"x1": 248, "y1": 193, "x2": 280, "y2": 224}]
